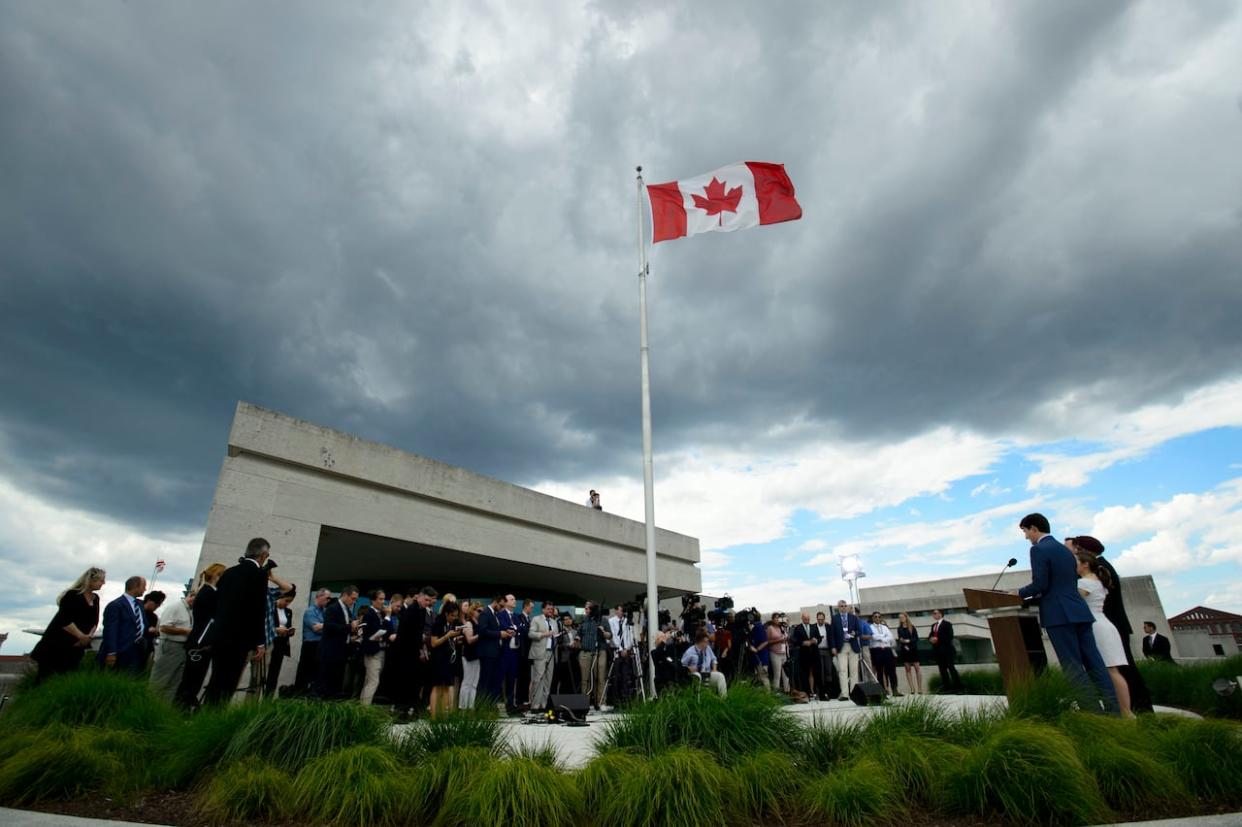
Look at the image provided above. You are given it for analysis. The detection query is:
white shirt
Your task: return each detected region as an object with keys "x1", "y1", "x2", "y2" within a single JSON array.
[
  {"x1": 545, "y1": 617, "x2": 559, "y2": 650},
  {"x1": 158, "y1": 598, "x2": 192, "y2": 644},
  {"x1": 869, "y1": 622, "x2": 895, "y2": 649},
  {"x1": 610, "y1": 616, "x2": 632, "y2": 651},
  {"x1": 815, "y1": 623, "x2": 830, "y2": 649}
]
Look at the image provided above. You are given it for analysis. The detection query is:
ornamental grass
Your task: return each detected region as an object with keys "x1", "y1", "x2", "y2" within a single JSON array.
[
  {"x1": 2, "y1": 669, "x2": 178, "y2": 734},
  {"x1": 943, "y1": 718, "x2": 1109, "y2": 826},
  {"x1": 288, "y1": 744, "x2": 412, "y2": 826},
  {"x1": 196, "y1": 757, "x2": 290, "y2": 825},
  {"x1": 1138, "y1": 655, "x2": 1242, "y2": 719},
  {"x1": 800, "y1": 758, "x2": 901, "y2": 827},
  {"x1": 595, "y1": 746, "x2": 730, "y2": 827},
  {"x1": 1146, "y1": 716, "x2": 1242, "y2": 805},
  {"x1": 219, "y1": 699, "x2": 391, "y2": 773},
  {"x1": 595, "y1": 682, "x2": 800, "y2": 762},
  {"x1": 0, "y1": 726, "x2": 141, "y2": 804},
  {"x1": 396, "y1": 709, "x2": 502, "y2": 762},
  {"x1": 729, "y1": 750, "x2": 799, "y2": 825},
  {"x1": 1006, "y1": 668, "x2": 1100, "y2": 721},
  {"x1": 404, "y1": 745, "x2": 495, "y2": 825},
  {"x1": 435, "y1": 755, "x2": 582, "y2": 827},
  {"x1": 576, "y1": 749, "x2": 644, "y2": 813}
]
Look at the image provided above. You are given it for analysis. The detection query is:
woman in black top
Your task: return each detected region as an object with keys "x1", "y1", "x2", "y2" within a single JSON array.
[
  {"x1": 174, "y1": 562, "x2": 226, "y2": 709},
  {"x1": 428, "y1": 601, "x2": 463, "y2": 717},
  {"x1": 896, "y1": 612, "x2": 922, "y2": 695},
  {"x1": 31, "y1": 567, "x2": 106, "y2": 684}
]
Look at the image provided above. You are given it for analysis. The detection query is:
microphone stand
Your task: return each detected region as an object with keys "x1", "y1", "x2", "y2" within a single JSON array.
[{"x1": 990, "y1": 558, "x2": 1019, "y2": 591}]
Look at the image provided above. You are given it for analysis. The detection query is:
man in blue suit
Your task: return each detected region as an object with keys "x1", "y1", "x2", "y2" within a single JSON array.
[
  {"x1": 497, "y1": 594, "x2": 526, "y2": 713},
  {"x1": 98, "y1": 575, "x2": 148, "y2": 673},
  {"x1": 1016, "y1": 513, "x2": 1117, "y2": 713},
  {"x1": 474, "y1": 594, "x2": 510, "y2": 708},
  {"x1": 831, "y1": 601, "x2": 862, "y2": 701}
]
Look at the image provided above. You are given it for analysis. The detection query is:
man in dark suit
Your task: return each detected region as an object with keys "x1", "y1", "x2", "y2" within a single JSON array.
[
  {"x1": 1141, "y1": 621, "x2": 1174, "y2": 662},
  {"x1": 315, "y1": 586, "x2": 358, "y2": 699},
  {"x1": 790, "y1": 612, "x2": 818, "y2": 695},
  {"x1": 832, "y1": 601, "x2": 860, "y2": 701},
  {"x1": 1066, "y1": 535, "x2": 1154, "y2": 713},
  {"x1": 1016, "y1": 514, "x2": 1117, "y2": 713},
  {"x1": 203, "y1": 538, "x2": 272, "y2": 705},
  {"x1": 498, "y1": 594, "x2": 523, "y2": 713},
  {"x1": 98, "y1": 575, "x2": 148, "y2": 673},
  {"x1": 395, "y1": 586, "x2": 437, "y2": 717},
  {"x1": 928, "y1": 608, "x2": 963, "y2": 693},
  {"x1": 474, "y1": 594, "x2": 510, "y2": 707}
]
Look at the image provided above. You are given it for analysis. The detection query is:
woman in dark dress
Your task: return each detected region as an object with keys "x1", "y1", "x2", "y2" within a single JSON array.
[
  {"x1": 428, "y1": 601, "x2": 462, "y2": 717},
  {"x1": 31, "y1": 567, "x2": 106, "y2": 684},
  {"x1": 896, "y1": 611, "x2": 923, "y2": 695},
  {"x1": 174, "y1": 562, "x2": 226, "y2": 709}
]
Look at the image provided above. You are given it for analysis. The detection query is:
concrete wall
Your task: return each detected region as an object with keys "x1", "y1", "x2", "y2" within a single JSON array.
[{"x1": 194, "y1": 402, "x2": 702, "y2": 690}]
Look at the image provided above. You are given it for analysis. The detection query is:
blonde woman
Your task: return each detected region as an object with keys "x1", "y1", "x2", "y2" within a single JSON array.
[
  {"x1": 31, "y1": 567, "x2": 106, "y2": 683},
  {"x1": 174, "y1": 563, "x2": 226, "y2": 709},
  {"x1": 896, "y1": 612, "x2": 922, "y2": 695}
]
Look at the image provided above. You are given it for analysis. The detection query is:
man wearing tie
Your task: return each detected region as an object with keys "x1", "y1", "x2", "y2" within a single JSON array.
[
  {"x1": 681, "y1": 630, "x2": 727, "y2": 696},
  {"x1": 928, "y1": 609, "x2": 963, "y2": 694},
  {"x1": 1141, "y1": 621, "x2": 1174, "y2": 663},
  {"x1": 1016, "y1": 513, "x2": 1118, "y2": 713},
  {"x1": 790, "y1": 612, "x2": 818, "y2": 696},
  {"x1": 527, "y1": 600, "x2": 559, "y2": 712},
  {"x1": 497, "y1": 594, "x2": 523, "y2": 714},
  {"x1": 98, "y1": 575, "x2": 148, "y2": 673},
  {"x1": 832, "y1": 601, "x2": 862, "y2": 701},
  {"x1": 474, "y1": 594, "x2": 510, "y2": 707}
]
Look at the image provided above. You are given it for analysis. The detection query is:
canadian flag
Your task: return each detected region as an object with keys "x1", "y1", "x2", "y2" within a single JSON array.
[{"x1": 646, "y1": 162, "x2": 801, "y2": 243}]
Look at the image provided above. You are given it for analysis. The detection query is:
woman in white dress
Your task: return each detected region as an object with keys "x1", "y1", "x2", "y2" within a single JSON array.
[{"x1": 1075, "y1": 553, "x2": 1132, "y2": 717}]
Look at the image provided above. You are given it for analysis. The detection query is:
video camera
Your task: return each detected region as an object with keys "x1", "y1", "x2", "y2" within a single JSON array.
[{"x1": 680, "y1": 593, "x2": 706, "y2": 627}]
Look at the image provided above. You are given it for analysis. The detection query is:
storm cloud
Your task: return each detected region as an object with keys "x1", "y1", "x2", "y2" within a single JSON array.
[{"x1": 2, "y1": 0, "x2": 1240, "y2": 545}]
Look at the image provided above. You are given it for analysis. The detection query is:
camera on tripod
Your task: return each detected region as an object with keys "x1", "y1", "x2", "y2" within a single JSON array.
[
  {"x1": 621, "y1": 596, "x2": 643, "y2": 616},
  {"x1": 714, "y1": 595, "x2": 734, "y2": 611},
  {"x1": 680, "y1": 593, "x2": 706, "y2": 628}
]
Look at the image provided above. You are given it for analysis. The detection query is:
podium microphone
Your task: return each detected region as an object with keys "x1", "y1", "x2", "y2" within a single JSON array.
[{"x1": 990, "y1": 558, "x2": 1019, "y2": 591}]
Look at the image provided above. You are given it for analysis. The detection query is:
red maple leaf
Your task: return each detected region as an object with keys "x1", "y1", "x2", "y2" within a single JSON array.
[{"x1": 691, "y1": 177, "x2": 743, "y2": 225}]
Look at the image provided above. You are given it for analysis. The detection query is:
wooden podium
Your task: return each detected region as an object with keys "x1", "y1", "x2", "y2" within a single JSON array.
[{"x1": 962, "y1": 588, "x2": 1046, "y2": 696}]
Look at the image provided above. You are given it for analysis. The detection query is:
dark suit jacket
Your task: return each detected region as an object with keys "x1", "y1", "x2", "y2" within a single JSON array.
[
  {"x1": 1142, "y1": 633, "x2": 1173, "y2": 662},
  {"x1": 1095, "y1": 556, "x2": 1133, "y2": 637},
  {"x1": 187, "y1": 584, "x2": 218, "y2": 647},
  {"x1": 791, "y1": 622, "x2": 818, "y2": 653},
  {"x1": 209, "y1": 560, "x2": 269, "y2": 650},
  {"x1": 359, "y1": 606, "x2": 384, "y2": 656},
  {"x1": 929, "y1": 618, "x2": 955, "y2": 659},
  {"x1": 1018, "y1": 536, "x2": 1095, "y2": 628},
  {"x1": 97, "y1": 594, "x2": 142, "y2": 662},
  {"x1": 475, "y1": 605, "x2": 502, "y2": 659},
  {"x1": 833, "y1": 611, "x2": 859, "y2": 653},
  {"x1": 320, "y1": 600, "x2": 352, "y2": 664}
]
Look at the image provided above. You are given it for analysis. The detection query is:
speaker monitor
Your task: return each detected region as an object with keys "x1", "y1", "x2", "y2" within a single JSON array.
[
  {"x1": 549, "y1": 693, "x2": 590, "y2": 722},
  {"x1": 850, "y1": 680, "x2": 884, "y2": 706}
]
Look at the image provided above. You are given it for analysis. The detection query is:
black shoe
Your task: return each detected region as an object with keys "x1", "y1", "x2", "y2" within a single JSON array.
[
  {"x1": 592, "y1": 704, "x2": 601, "y2": 711},
  {"x1": 892, "y1": 691, "x2": 903, "y2": 697}
]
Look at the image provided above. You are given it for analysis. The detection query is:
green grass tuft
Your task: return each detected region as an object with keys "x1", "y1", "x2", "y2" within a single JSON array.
[
  {"x1": 397, "y1": 709, "x2": 502, "y2": 763},
  {"x1": 596, "y1": 683, "x2": 801, "y2": 763},
  {"x1": 943, "y1": 718, "x2": 1110, "y2": 826},
  {"x1": 159, "y1": 701, "x2": 269, "y2": 787},
  {"x1": 289, "y1": 744, "x2": 411, "y2": 826},
  {"x1": 503, "y1": 739, "x2": 562, "y2": 768},
  {"x1": 730, "y1": 750, "x2": 799, "y2": 824},
  {"x1": 404, "y1": 745, "x2": 496, "y2": 825},
  {"x1": 0, "y1": 727, "x2": 145, "y2": 804},
  {"x1": 799, "y1": 719, "x2": 864, "y2": 768},
  {"x1": 597, "y1": 746, "x2": 730, "y2": 827},
  {"x1": 3, "y1": 669, "x2": 179, "y2": 734},
  {"x1": 800, "y1": 758, "x2": 900, "y2": 827},
  {"x1": 1149, "y1": 717, "x2": 1242, "y2": 804},
  {"x1": 219, "y1": 699, "x2": 392, "y2": 773},
  {"x1": 576, "y1": 749, "x2": 645, "y2": 813},
  {"x1": 860, "y1": 697, "x2": 958, "y2": 741},
  {"x1": 436, "y1": 755, "x2": 582, "y2": 827},
  {"x1": 869, "y1": 734, "x2": 961, "y2": 807},
  {"x1": 196, "y1": 757, "x2": 290, "y2": 824},
  {"x1": 1006, "y1": 668, "x2": 1101, "y2": 721}
]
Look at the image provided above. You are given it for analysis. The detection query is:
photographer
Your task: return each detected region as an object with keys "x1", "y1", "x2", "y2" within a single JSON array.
[
  {"x1": 608, "y1": 605, "x2": 637, "y2": 704},
  {"x1": 203, "y1": 538, "x2": 274, "y2": 705},
  {"x1": 681, "y1": 630, "x2": 727, "y2": 697},
  {"x1": 578, "y1": 601, "x2": 609, "y2": 711}
]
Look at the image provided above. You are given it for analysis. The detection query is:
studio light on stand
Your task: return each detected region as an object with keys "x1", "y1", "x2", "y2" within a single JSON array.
[{"x1": 839, "y1": 554, "x2": 866, "y2": 608}]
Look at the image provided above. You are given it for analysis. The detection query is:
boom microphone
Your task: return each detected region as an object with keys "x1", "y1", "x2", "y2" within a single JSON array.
[{"x1": 990, "y1": 558, "x2": 1019, "y2": 591}]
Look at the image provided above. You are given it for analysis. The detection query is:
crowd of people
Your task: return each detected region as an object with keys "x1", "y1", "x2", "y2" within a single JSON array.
[{"x1": 28, "y1": 514, "x2": 1166, "y2": 719}]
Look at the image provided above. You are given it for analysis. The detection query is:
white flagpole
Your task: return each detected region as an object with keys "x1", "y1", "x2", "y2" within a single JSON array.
[{"x1": 636, "y1": 165, "x2": 659, "y2": 698}]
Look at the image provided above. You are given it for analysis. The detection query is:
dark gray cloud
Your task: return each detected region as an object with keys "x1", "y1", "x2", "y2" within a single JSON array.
[{"x1": 1, "y1": 0, "x2": 1240, "y2": 537}]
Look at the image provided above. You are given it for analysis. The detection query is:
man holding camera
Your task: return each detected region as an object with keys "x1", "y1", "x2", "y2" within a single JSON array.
[
  {"x1": 681, "y1": 630, "x2": 727, "y2": 697},
  {"x1": 203, "y1": 538, "x2": 273, "y2": 705},
  {"x1": 577, "y1": 601, "x2": 610, "y2": 710}
]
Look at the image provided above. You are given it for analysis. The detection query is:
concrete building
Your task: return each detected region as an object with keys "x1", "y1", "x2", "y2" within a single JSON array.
[
  {"x1": 793, "y1": 569, "x2": 1175, "y2": 690},
  {"x1": 193, "y1": 402, "x2": 701, "y2": 687},
  {"x1": 1168, "y1": 606, "x2": 1242, "y2": 659}
]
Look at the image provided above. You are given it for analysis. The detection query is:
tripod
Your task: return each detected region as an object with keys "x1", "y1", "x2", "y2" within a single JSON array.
[{"x1": 601, "y1": 620, "x2": 646, "y2": 706}]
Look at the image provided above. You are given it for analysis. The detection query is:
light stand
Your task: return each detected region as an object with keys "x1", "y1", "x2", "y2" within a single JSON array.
[{"x1": 839, "y1": 554, "x2": 880, "y2": 698}]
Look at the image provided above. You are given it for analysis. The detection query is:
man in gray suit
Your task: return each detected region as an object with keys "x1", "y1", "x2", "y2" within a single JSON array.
[{"x1": 527, "y1": 600, "x2": 560, "y2": 711}]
